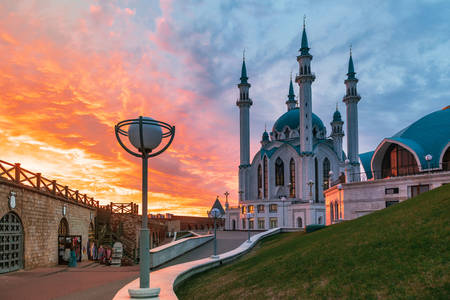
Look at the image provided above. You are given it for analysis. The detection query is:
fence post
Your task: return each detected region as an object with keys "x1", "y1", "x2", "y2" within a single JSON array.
[
  {"x1": 36, "y1": 173, "x2": 41, "y2": 189},
  {"x1": 84, "y1": 194, "x2": 87, "y2": 204},
  {"x1": 52, "y1": 180, "x2": 56, "y2": 194},
  {"x1": 14, "y1": 163, "x2": 21, "y2": 183},
  {"x1": 64, "y1": 186, "x2": 69, "y2": 198}
]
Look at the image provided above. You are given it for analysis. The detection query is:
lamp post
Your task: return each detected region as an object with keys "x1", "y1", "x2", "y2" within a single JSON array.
[
  {"x1": 425, "y1": 154, "x2": 432, "y2": 173},
  {"x1": 280, "y1": 196, "x2": 286, "y2": 227},
  {"x1": 308, "y1": 180, "x2": 314, "y2": 203},
  {"x1": 328, "y1": 170, "x2": 334, "y2": 188},
  {"x1": 115, "y1": 116, "x2": 175, "y2": 298},
  {"x1": 246, "y1": 212, "x2": 253, "y2": 243},
  {"x1": 210, "y1": 208, "x2": 221, "y2": 259},
  {"x1": 344, "y1": 159, "x2": 350, "y2": 182}
]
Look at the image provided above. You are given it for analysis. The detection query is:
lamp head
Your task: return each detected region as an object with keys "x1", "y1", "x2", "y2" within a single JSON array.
[
  {"x1": 128, "y1": 117, "x2": 162, "y2": 152},
  {"x1": 345, "y1": 159, "x2": 350, "y2": 165},
  {"x1": 210, "y1": 208, "x2": 221, "y2": 218}
]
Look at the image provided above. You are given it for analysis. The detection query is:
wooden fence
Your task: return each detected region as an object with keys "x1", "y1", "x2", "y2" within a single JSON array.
[
  {"x1": 0, "y1": 160, "x2": 99, "y2": 208},
  {"x1": 100, "y1": 202, "x2": 138, "y2": 214}
]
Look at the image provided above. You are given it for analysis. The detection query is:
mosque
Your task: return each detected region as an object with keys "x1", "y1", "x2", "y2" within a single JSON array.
[{"x1": 224, "y1": 24, "x2": 450, "y2": 231}]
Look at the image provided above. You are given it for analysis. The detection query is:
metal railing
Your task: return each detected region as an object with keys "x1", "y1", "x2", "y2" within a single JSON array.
[
  {"x1": 0, "y1": 160, "x2": 99, "y2": 208},
  {"x1": 332, "y1": 162, "x2": 449, "y2": 185}
]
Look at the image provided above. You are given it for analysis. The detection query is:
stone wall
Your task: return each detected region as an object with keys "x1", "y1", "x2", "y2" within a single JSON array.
[{"x1": 0, "y1": 180, "x2": 95, "y2": 269}]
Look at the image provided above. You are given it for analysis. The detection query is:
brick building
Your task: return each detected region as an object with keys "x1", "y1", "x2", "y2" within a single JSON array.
[{"x1": 0, "y1": 161, "x2": 98, "y2": 273}]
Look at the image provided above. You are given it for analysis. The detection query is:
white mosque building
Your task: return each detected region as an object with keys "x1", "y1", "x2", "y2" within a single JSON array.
[{"x1": 225, "y1": 24, "x2": 362, "y2": 230}]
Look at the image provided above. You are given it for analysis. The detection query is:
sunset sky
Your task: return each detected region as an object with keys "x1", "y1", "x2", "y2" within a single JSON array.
[{"x1": 1, "y1": 1, "x2": 449, "y2": 216}]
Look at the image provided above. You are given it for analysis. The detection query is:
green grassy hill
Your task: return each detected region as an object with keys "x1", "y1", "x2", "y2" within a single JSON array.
[{"x1": 176, "y1": 184, "x2": 450, "y2": 299}]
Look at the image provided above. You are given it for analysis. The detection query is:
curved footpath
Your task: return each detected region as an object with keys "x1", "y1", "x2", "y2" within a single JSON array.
[{"x1": 113, "y1": 228, "x2": 281, "y2": 300}]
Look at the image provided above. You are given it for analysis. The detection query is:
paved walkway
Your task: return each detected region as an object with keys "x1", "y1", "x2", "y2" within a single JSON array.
[
  {"x1": 0, "y1": 262, "x2": 139, "y2": 300},
  {"x1": 155, "y1": 230, "x2": 257, "y2": 270},
  {"x1": 0, "y1": 231, "x2": 255, "y2": 300}
]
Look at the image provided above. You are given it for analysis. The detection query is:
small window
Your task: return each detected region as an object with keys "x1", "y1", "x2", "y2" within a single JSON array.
[
  {"x1": 257, "y1": 204, "x2": 265, "y2": 213},
  {"x1": 385, "y1": 187, "x2": 399, "y2": 195},
  {"x1": 269, "y1": 204, "x2": 278, "y2": 213},
  {"x1": 410, "y1": 184, "x2": 429, "y2": 198},
  {"x1": 269, "y1": 218, "x2": 278, "y2": 228},
  {"x1": 258, "y1": 218, "x2": 265, "y2": 229},
  {"x1": 242, "y1": 206, "x2": 246, "y2": 214},
  {"x1": 248, "y1": 205, "x2": 254, "y2": 213},
  {"x1": 385, "y1": 200, "x2": 399, "y2": 208},
  {"x1": 249, "y1": 218, "x2": 254, "y2": 230}
]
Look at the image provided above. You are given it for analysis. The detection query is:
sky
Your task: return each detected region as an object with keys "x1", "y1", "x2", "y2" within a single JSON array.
[{"x1": 0, "y1": 0, "x2": 449, "y2": 216}]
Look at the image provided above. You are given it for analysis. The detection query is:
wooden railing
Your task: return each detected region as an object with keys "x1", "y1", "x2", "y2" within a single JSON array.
[
  {"x1": 0, "y1": 160, "x2": 99, "y2": 208},
  {"x1": 100, "y1": 202, "x2": 138, "y2": 215}
]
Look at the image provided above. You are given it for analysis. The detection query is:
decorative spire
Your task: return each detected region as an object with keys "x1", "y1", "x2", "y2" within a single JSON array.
[
  {"x1": 240, "y1": 50, "x2": 248, "y2": 84},
  {"x1": 300, "y1": 15, "x2": 310, "y2": 55},
  {"x1": 347, "y1": 46, "x2": 356, "y2": 80},
  {"x1": 288, "y1": 73, "x2": 295, "y2": 101}
]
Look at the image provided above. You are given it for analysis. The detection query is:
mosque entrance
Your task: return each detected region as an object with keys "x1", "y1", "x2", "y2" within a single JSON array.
[{"x1": 0, "y1": 212, "x2": 24, "y2": 274}]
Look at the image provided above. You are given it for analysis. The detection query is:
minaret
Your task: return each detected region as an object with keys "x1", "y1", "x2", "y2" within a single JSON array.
[
  {"x1": 342, "y1": 48, "x2": 361, "y2": 182},
  {"x1": 286, "y1": 74, "x2": 297, "y2": 111},
  {"x1": 295, "y1": 18, "x2": 316, "y2": 202},
  {"x1": 236, "y1": 53, "x2": 253, "y2": 200},
  {"x1": 331, "y1": 104, "x2": 344, "y2": 161},
  {"x1": 261, "y1": 129, "x2": 270, "y2": 147}
]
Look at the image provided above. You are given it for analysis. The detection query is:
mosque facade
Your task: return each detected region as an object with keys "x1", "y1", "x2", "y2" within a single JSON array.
[{"x1": 225, "y1": 24, "x2": 361, "y2": 230}]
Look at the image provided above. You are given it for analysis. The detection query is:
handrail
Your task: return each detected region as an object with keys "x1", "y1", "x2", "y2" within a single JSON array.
[{"x1": 0, "y1": 159, "x2": 99, "y2": 208}]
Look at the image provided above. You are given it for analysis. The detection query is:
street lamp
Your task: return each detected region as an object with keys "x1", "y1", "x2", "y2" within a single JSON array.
[
  {"x1": 115, "y1": 116, "x2": 175, "y2": 298},
  {"x1": 425, "y1": 154, "x2": 432, "y2": 173},
  {"x1": 210, "y1": 208, "x2": 221, "y2": 259},
  {"x1": 246, "y1": 212, "x2": 253, "y2": 243}
]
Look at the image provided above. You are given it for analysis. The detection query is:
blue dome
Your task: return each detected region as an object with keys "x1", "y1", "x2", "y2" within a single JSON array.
[
  {"x1": 388, "y1": 107, "x2": 450, "y2": 168},
  {"x1": 273, "y1": 107, "x2": 325, "y2": 133},
  {"x1": 333, "y1": 110, "x2": 342, "y2": 122}
]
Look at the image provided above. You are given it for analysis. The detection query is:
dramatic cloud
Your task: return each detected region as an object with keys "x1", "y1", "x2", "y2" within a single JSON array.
[{"x1": 0, "y1": 0, "x2": 449, "y2": 215}]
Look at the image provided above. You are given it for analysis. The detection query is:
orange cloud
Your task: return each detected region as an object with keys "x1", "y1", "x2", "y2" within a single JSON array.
[{"x1": 0, "y1": 1, "x2": 239, "y2": 216}]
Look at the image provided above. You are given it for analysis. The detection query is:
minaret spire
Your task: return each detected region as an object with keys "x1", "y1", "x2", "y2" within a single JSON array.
[
  {"x1": 296, "y1": 19, "x2": 316, "y2": 202},
  {"x1": 286, "y1": 73, "x2": 297, "y2": 111},
  {"x1": 237, "y1": 53, "x2": 252, "y2": 201},
  {"x1": 300, "y1": 15, "x2": 310, "y2": 55},
  {"x1": 343, "y1": 47, "x2": 361, "y2": 182}
]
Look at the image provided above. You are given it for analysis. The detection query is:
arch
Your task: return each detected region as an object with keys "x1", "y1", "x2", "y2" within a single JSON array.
[
  {"x1": 323, "y1": 158, "x2": 331, "y2": 190},
  {"x1": 257, "y1": 164, "x2": 262, "y2": 199},
  {"x1": 232, "y1": 220, "x2": 236, "y2": 231},
  {"x1": 0, "y1": 212, "x2": 24, "y2": 273},
  {"x1": 263, "y1": 156, "x2": 268, "y2": 198},
  {"x1": 297, "y1": 217, "x2": 303, "y2": 228},
  {"x1": 58, "y1": 218, "x2": 69, "y2": 236},
  {"x1": 275, "y1": 157, "x2": 284, "y2": 186},
  {"x1": 330, "y1": 202, "x2": 334, "y2": 222},
  {"x1": 440, "y1": 142, "x2": 450, "y2": 171},
  {"x1": 334, "y1": 202, "x2": 339, "y2": 221},
  {"x1": 289, "y1": 158, "x2": 296, "y2": 197},
  {"x1": 381, "y1": 143, "x2": 419, "y2": 178},
  {"x1": 371, "y1": 139, "x2": 423, "y2": 177},
  {"x1": 318, "y1": 216, "x2": 323, "y2": 224}
]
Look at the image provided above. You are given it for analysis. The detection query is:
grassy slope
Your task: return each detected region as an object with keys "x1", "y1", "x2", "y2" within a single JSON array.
[{"x1": 176, "y1": 184, "x2": 450, "y2": 299}]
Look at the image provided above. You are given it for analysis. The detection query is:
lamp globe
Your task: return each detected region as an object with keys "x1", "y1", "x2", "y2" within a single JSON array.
[
  {"x1": 211, "y1": 208, "x2": 221, "y2": 218},
  {"x1": 128, "y1": 117, "x2": 163, "y2": 151}
]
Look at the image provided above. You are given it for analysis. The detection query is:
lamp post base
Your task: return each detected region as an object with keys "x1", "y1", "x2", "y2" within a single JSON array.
[{"x1": 128, "y1": 287, "x2": 160, "y2": 299}]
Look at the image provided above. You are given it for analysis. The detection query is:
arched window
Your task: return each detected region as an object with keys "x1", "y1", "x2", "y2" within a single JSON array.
[
  {"x1": 330, "y1": 203, "x2": 334, "y2": 222},
  {"x1": 323, "y1": 158, "x2": 330, "y2": 190},
  {"x1": 318, "y1": 216, "x2": 322, "y2": 224},
  {"x1": 314, "y1": 158, "x2": 319, "y2": 202},
  {"x1": 257, "y1": 164, "x2": 262, "y2": 199},
  {"x1": 275, "y1": 157, "x2": 284, "y2": 186},
  {"x1": 264, "y1": 156, "x2": 268, "y2": 198},
  {"x1": 312, "y1": 127, "x2": 317, "y2": 138},
  {"x1": 58, "y1": 218, "x2": 69, "y2": 236},
  {"x1": 289, "y1": 159, "x2": 295, "y2": 197},
  {"x1": 297, "y1": 217, "x2": 303, "y2": 228},
  {"x1": 334, "y1": 202, "x2": 339, "y2": 221},
  {"x1": 284, "y1": 128, "x2": 290, "y2": 139},
  {"x1": 381, "y1": 144, "x2": 419, "y2": 178},
  {"x1": 443, "y1": 147, "x2": 450, "y2": 171}
]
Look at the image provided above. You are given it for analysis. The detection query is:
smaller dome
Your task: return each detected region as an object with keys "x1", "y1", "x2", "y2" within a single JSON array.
[
  {"x1": 262, "y1": 131, "x2": 269, "y2": 141},
  {"x1": 333, "y1": 110, "x2": 342, "y2": 122}
]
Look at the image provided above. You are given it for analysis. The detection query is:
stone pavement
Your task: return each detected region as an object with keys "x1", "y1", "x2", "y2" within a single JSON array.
[{"x1": 0, "y1": 261, "x2": 139, "y2": 300}]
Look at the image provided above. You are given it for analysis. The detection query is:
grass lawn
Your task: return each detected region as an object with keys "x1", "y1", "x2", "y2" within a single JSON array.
[{"x1": 176, "y1": 184, "x2": 450, "y2": 299}]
